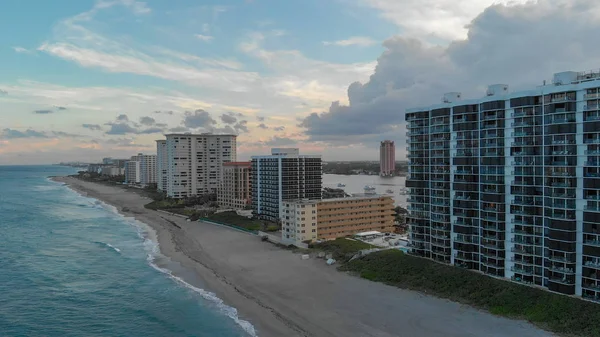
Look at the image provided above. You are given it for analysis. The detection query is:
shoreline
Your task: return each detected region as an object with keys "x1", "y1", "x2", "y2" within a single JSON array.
[{"x1": 51, "y1": 176, "x2": 554, "y2": 337}]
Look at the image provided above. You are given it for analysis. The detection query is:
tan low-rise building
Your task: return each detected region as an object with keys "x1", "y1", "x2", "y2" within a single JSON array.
[
  {"x1": 281, "y1": 195, "x2": 396, "y2": 245},
  {"x1": 217, "y1": 162, "x2": 251, "y2": 210}
]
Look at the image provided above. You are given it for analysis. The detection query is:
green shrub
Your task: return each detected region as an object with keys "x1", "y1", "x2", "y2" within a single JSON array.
[
  {"x1": 313, "y1": 238, "x2": 372, "y2": 261},
  {"x1": 341, "y1": 250, "x2": 600, "y2": 337}
]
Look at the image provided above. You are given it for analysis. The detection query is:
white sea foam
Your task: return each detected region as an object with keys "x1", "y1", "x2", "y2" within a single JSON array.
[
  {"x1": 133, "y1": 220, "x2": 258, "y2": 337},
  {"x1": 106, "y1": 243, "x2": 121, "y2": 253},
  {"x1": 55, "y1": 181, "x2": 258, "y2": 336}
]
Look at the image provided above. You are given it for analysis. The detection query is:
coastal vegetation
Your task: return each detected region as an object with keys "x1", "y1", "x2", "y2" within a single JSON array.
[
  {"x1": 312, "y1": 238, "x2": 373, "y2": 262},
  {"x1": 206, "y1": 211, "x2": 264, "y2": 231},
  {"x1": 340, "y1": 249, "x2": 600, "y2": 337}
]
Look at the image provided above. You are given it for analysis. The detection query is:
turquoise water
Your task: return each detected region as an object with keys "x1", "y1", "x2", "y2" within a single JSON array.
[{"x1": 0, "y1": 166, "x2": 253, "y2": 337}]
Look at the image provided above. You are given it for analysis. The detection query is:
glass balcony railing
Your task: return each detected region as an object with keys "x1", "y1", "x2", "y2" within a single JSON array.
[{"x1": 511, "y1": 266, "x2": 534, "y2": 275}]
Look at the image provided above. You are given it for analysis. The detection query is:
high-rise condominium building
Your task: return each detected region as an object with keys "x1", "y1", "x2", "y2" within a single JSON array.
[
  {"x1": 156, "y1": 140, "x2": 167, "y2": 191},
  {"x1": 125, "y1": 153, "x2": 156, "y2": 186},
  {"x1": 406, "y1": 69, "x2": 600, "y2": 300},
  {"x1": 251, "y1": 148, "x2": 322, "y2": 222},
  {"x1": 380, "y1": 140, "x2": 396, "y2": 177},
  {"x1": 164, "y1": 133, "x2": 236, "y2": 198},
  {"x1": 217, "y1": 162, "x2": 251, "y2": 210},
  {"x1": 138, "y1": 153, "x2": 157, "y2": 187},
  {"x1": 125, "y1": 160, "x2": 140, "y2": 184}
]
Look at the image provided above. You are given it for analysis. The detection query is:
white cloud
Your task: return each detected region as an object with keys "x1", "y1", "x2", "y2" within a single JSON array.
[
  {"x1": 300, "y1": 0, "x2": 600, "y2": 158},
  {"x1": 195, "y1": 34, "x2": 214, "y2": 42},
  {"x1": 357, "y1": 0, "x2": 530, "y2": 41},
  {"x1": 322, "y1": 36, "x2": 377, "y2": 47},
  {"x1": 12, "y1": 46, "x2": 31, "y2": 53}
]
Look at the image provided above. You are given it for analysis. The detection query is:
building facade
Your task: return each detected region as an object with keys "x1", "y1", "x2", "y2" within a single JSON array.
[
  {"x1": 281, "y1": 200, "x2": 319, "y2": 245},
  {"x1": 164, "y1": 133, "x2": 236, "y2": 198},
  {"x1": 281, "y1": 195, "x2": 396, "y2": 245},
  {"x1": 156, "y1": 140, "x2": 167, "y2": 191},
  {"x1": 380, "y1": 140, "x2": 396, "y2": 176},
  {"x1": 217, "y1": 162, "x2": 251, "y2": 209},
  {"x1": 406, "y1": 69, "x2": 600, "y2": 300},
  {"x1": 125, "y1": 160, "x2": 140, "y2": 184},
  {"x1": 138, "y1": 153, "x2": 157, "y2": 187},
  {"x1": 251, "y1": 148, "x2": 322, "y2": 222}
]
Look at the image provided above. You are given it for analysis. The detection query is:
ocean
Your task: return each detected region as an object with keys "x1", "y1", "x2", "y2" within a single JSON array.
[{"x1": 0, "y1": 166, "x2": 254, "y2": 337}]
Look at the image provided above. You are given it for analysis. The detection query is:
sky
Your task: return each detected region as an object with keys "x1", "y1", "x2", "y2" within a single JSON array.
[{"x1": 2, "y1": 0, "x2": 600, "y2": 164}]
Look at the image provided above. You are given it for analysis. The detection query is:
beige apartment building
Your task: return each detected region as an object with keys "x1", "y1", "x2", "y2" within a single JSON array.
[
  {"x1": 217, "y1": 162, "x2": 251, "y2": 209},
  {"x1": 281, "y1": 195, "x2": 396, "y2": 245}
]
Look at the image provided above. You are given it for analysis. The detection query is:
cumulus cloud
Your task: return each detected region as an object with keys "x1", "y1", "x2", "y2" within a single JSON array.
[
  {"x1": 1, "y1": 128, "x2": 48, "y2": 139},
  {"x1": 82, "y1": 124, "x2": 102, "y2": 131},
  {"x1": 33, "y1": 109, "x2": 54, "y2": 114},
  {"x1": 322, "y1": 36, "x2": 377, "y2": 47},
  {"x1": 233, "y1": 120, "x2": 249, "y2": 133},
  {"x1": 183, "y1": 109, "x2": 217, "y2": 128},
  {"x1": 0, "y1": 128, "x2": 81, "y2": 139},
  {"x1": 300, "y1": 0, "x2": 600, "y2": 147},
  {"x1": 256, "y1": 116, "x2": 265, "y2": 122},
  {"x1": 220, "y1": 113, "x2": 237, "y2": 124},
  {"x1": 116, "y1": 114, "x2": 129, "y2": 121},
  {"x1": 262, "y1": 136, "x2": 296, "y2": 146},
  {"x1": 139, "y1": 116, "x2": 156, "y2": 126},
  {"x1": 257, "y1": 123, "x2": 269, "y2": 129},
  {"x1": 154, "y1": 110, "x2": 174, "y2": 115},
  {"x1": 168, "y1": 126, "x2": 189, "y2": 133},
  {"x1": 13, "y1": 46, "x2": 31, "y2": 53},
  {"x1": 195, "y1": 34, "x2": 214, "y2": 42},
  {"x1": 0, "y1": 89, "x2": 7, "y2": 95},
  {"x1": 105, "y1": 123, "x2": 139, "y2": 135},
  {"x1": 273, "y1": 126, "x2": 285, "y2": 131}
]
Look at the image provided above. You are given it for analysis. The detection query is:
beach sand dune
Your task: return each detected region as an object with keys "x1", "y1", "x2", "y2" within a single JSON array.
[{"x1": 53, "y1": 177, "x2": 554, "y2": 337}]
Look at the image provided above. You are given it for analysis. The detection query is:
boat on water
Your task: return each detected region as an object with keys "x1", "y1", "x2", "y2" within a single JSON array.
[
  {"x1": 337, "y1": 183, "x2": 346, "y2": 187},
  {"x1": 386, "y1": 189, "x2": 394, "y2": 194},
  {"x1": 364, "y1": 185, "x2": 376, "y2": 194}
]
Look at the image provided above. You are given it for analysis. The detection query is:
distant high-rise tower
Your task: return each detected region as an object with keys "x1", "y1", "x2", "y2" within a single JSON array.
[{"x1": 380, "y1": 140, "x2": 395, "y2": 177}]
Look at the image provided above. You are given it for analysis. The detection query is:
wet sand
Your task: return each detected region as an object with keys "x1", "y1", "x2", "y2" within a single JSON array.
[{"x1": 52, "y1": 176, "x2": 554, "y2": 337}]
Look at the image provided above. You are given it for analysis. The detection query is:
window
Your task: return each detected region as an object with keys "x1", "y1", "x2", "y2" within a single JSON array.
[{"x1": 312, "y1": 229, "x2": 316, "y2": 232}]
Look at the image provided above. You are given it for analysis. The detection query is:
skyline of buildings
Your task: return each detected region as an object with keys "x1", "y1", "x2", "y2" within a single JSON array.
[
  {"x1": 406, "y1": 69, "x2": 600, "y2": 300},
  {"x1": 251, "y1": 148, "x2": 323, "y2": 222}
]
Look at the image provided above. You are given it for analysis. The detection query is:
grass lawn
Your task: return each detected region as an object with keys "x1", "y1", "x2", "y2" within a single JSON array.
[
  {"x1": 312, "y1": 237, "x2": 373, "y2": 261},
  {"x1": 206, "y1": 211, "x2": 263, "y2": 231},
  {"x1": 340, "y1": 249, "x2": 600, "y2": 337}
]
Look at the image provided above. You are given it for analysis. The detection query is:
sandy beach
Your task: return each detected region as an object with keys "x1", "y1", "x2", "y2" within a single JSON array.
[{"x1": 52, "y1": 176, "x2": 554, "y2": 337}]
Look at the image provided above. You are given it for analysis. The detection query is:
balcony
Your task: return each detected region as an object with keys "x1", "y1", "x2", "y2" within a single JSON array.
[
  {"x1": 511, "y1": 266, "x2": 534, "y2": 276},
  {"x1": 585, "y1": 138, "x2": 600, "y2": 144},
  {"x1": 585, "y1": 205, "x2": 600, "y2": 212},
  {"x1": 547, "y1": 255, "x2": 573, "y2": 263},
  {"x1": 512, "y1": 121, "x2": 533, "y2": 127},
  {"x1": 585, "y1": 104, "x2": 599, "y2": 110},
  {"x1": 547, "y1": 118, "x2": 575, "y2": 125},
  {"x1": 547, "y1": 276, "x2": 575, "y2": 285},
  {"x1": 512, "y1": 131, "x2": 534, "y2": 137},
  {"x1": 511, "y1": 247, "x2": 536, "y2": 255},
  {"x1": 546, "y1": 265, "x2": 575, "y2": 274},
  {"x1": 512, "y1": 141, "x2": 534, "y2": 146},
  {"x1": 584, "y1": 93, "x2": 600, "y2": 99},
  {"x1": 454, "y1": 253, "x2": 477, "y2": 262},
  {"x1": 584, "y1": 239, "x2": 600, "y2": 247},
  {"x1": 586, "y1": 115, "x2": 600, "y2": 122},
  {"x1": 511, "y1": 257, "x2": 535, "y2": 266}
]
